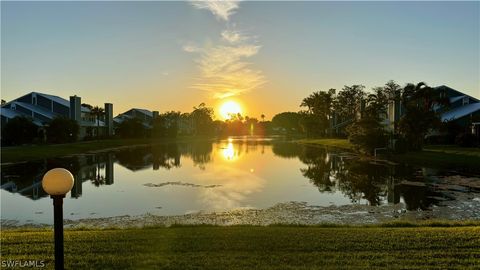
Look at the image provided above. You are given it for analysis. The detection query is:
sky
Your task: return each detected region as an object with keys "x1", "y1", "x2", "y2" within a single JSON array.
[{"x1": 2, "y1": 1, "x2": 479, "y2": 120}]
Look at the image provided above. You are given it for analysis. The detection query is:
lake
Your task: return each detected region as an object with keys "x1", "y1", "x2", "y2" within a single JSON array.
[{"x1": 2, "y1": 137, "x2": 480, "y2": 225}]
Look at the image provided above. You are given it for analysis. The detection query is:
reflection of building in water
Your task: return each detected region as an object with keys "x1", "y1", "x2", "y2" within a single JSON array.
[
  {"x1": 1, "y1": 154, "x2": 115, "y2": 200},
  {"x1": 386, "y1": 177, "x2": 400, "y2": 204}
]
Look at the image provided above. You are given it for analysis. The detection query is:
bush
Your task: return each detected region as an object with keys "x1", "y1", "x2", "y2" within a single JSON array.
[
  {"x1": 455, "y1": 133, "x2": 478, "y2": 147},
  {"x1": 346, "y1": 119, "x2": 387, "y2": 155},
  {"x1": 393, "y1": 137, "x2": 408, "y2": 153},
  {"x1": 46, "y1": 117, "x2": 79, "y2": 143},
  {"x1": 1, "y1": 116, "x2": 39, "y2": 145},
  {"x1": 115, "y1": 118, "x2": 146, "y2": 138}
]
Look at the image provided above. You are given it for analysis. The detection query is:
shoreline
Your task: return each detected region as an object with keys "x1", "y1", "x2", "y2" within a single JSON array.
[
  {"x1": 296, "y1": 138, "x2": 480, "y2": 170},
  {"x1": 2, "y1": 198, "x2": 479, "y2": 230}
]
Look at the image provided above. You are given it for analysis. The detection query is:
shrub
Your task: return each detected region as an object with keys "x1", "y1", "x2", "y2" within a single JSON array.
[
  {"x1": 46, "y1": 117, "x2": 79, "y2": 143},
  {"x1": 455, "y1": 133, "x2": 478, "y2": 147},
  {"x1": 1, "y1": 116, "x2": 39, "y2": 145}
]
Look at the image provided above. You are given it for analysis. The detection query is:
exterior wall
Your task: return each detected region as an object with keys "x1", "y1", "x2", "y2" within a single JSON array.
[
  {"x1": 104, "y1": 103, "x2": 113, "y2": 136},
  {"x1": 69, "y1": 96, "x2": 81, "y2": 122}
]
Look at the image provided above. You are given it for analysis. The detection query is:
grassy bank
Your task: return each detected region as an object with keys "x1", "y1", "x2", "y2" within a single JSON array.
[
  {"x1": 1, "y1": 225, "x2": 479, "y2": 269},
  {"x1": 1, "y1": 137, "x2": 212, "y2": 163},
  {"x1": 296, "y1": 138, "x2": 354, "y2": 150}
]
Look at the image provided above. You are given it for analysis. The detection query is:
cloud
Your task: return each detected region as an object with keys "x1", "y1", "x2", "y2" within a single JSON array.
[
  {"x1": 183, "y1": 44, "x2": 201, "y2": 53},
  {"x1": 194, "y1": 165, "x2": 266, "y2": 210},
  {"x1": 190, "y1": 0, "x2": 241, "y2": 21},
  {"x1": 186, "y1": 0, "x2": 265, "y2": 99},
  {"x1": 221, "y1": 29, "x2": 246, "y2": 44},
  {"x1": 191, "y1": 44, "x2": 266, "y2": 99}
]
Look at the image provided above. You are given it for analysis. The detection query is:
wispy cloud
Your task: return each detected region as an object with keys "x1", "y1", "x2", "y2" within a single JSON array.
[
  {"x1": 186, "y1": 0, "x2": 265, "y2": 99},
  {"x1": 221, "y1": 29, "x2": 246, "y2": 44},
  {"x1": 190, "y1": 0, "x2": 241, "y2": 21},
  {"x1": 190, "y1": 43, "x2": 266, "y2": 99},
  {"x1": 182, "y1": 44, "x2": 201, "y2": 53}
]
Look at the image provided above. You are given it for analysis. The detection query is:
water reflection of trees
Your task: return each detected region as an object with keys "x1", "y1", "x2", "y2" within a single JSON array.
[{"x1": 271, "y1": 142, "x2": 438, "y2": 209}]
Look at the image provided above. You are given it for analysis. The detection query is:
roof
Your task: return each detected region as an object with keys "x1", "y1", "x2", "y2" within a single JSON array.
[
  {"x1": 1, "y1": 108, "x2": 44, "y2": 126},
  {"x1": 1, "y1": 107, "x2": 27, "y2": 119},
  {"x1": 13, "y1": 101, "x2": 59, "y2": 119},
  {"x1": 449, "y1": 96, "x2": 465, "y2": 103},
  {"x1": 435, "y1": 85, "x2": 479, "y2": 102},
  {"x1": 441, "y1": 103, "x2": 480, "y2": 122},
  {"x1": 34, "y1": 92, "x2": 70, "y2": 107},
  {"x1": 131, "y1": 108, "x2": 153, "y2": 117}
]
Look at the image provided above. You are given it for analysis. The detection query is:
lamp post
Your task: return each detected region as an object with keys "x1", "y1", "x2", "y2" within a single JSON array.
[{"x1": 42, "y1": 168, "x2": 74, "y2": 270}]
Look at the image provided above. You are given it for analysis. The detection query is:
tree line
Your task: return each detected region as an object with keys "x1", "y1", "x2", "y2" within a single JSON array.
[{"x1": 270, "y1": 80, "x2": 477, "y2": 154}]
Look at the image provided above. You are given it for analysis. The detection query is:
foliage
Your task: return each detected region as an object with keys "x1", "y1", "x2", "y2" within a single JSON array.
[
  {"x1": 346, "y1": 118, "x2": 387, "y2": 155},
  {"x1": 1, "y1": 116, "x2": 39, "y2": 145},
  {"x1": 115, "y1": 118, "x2": 146, "y2": 138},
  {"x1": 300, "y1": 90, "x2": 334, "y2": 136},
  {"x1": 455, "y1": 133, "x2": 478, "y2": 147},
  {"x1": 152, "y1": 111, "x2": 181, "y2": 138},
  {"x1": 271, "y1": 112, "x2": 302, "y2": 134},
  {"x1": 334, "y1": 85, "x2": 366, "y2": 120},
  {"x1": 46, "y1": 117, "x2": 79, "y2": 143},
  {"x1": 90, "y1": 106, "x2": 105, "y2": 137},
  {"x1": 346, "y1": 87, "x2": 388, "y2": 154},
  {"x1": 398, "y1": 82, "x2": 448, "y2": 150},
  {"x1": 190, "y1": 103, "x2": 214, "y2": 136}
]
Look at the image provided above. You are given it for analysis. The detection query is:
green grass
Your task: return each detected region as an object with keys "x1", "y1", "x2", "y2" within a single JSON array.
[
  {"x1": 296, "y1": 138, "x2": 354, "y2": 150},
  {"x1": 423, "y1": 145, "x2": 480, "y2": 157},
  {"x1": 1, "y1": 226, "x2": 479, "y2": 269},
  {"x1": 0, "y1": 137, "x2": 211, "y2": 163}
]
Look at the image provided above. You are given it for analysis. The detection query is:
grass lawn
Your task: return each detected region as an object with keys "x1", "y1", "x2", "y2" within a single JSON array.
[
  {"x1": 1, "y1": 226, "x2": 479, "y2": 269},
  {"x1": 295, "y1": 138, "x2": 354, "y2": 150}
]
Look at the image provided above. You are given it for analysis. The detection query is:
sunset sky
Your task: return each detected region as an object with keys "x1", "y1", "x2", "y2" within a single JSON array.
[{"x1": 2, "y1": 1, "x2": 479, "y2": 120}]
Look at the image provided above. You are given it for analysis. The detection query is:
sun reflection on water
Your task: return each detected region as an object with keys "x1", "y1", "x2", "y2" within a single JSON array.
[{"x1": 222, "y1": 143, "x2": 236, "y2": 161}]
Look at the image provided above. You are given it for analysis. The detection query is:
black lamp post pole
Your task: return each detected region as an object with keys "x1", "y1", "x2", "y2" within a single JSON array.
[{"x1": 52, "y1": 195, "x2": 65, "y2": 270}]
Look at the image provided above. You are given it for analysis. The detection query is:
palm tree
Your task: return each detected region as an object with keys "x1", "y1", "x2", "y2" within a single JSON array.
[
  {"x1": 398, "y1": 82, "x2": 449, "y2": 150},
  {"x1": 90, "y1": 106, "x2": 105, "y2": 138}
]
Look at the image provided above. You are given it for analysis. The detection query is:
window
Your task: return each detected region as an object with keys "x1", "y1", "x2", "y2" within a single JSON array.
[{"x1": 463, "y1": 97, "x2": 469, "y2": 105}]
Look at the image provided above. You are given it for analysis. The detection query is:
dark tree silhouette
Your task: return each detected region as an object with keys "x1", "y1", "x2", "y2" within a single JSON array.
[
  {"x1": 90, "y1": 106, "x2": 105, "y2": 138},
  {"x1": 398, "y1": 82, "x2": 449, "y2": 150},
  {"x1": 2, "y1": 116, "x2": 39, "y2": 145},
  {"x1": 46, "y1": 117, "x2": 79, "y2": 143}
]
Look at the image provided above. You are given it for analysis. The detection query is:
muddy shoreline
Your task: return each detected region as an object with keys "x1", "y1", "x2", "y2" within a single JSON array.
[{"x1": 2, "y1": 195, "x2": 479, "y2": 229}]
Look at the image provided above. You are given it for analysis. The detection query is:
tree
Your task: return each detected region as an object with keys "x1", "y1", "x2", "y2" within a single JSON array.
[
  {"x1": 90, "y1": 106, "x2": 105, "y2": 138},
  {"x1": 2, "y1": 116, "x2": 39, "y2": 145},
  {"x1": 190, "y1": 103, "x2": 214, "y2": 136},
  {"x1": 334, "y1": 85, "x2": 366, "y2": 120},
  {"x1": 152, "y1": 111, "x2": 181, "y2": 138},
  {"x1": 300, "y1": 90, "x2": 334, "y2": 136},
  {"x1": 116, "y1": 118, "x2": 146, "y2": 138},
  {"x1": 398, "y1": 82, "x2": 449, "y2": 150},
  {"x1": 272, "y1": 112, "x2": 302, "y2": 134},
  {"x1": 346, "y1": 87, "x2": 389, "y2": 154},
  {"x1": 261, "y1": 114, "x2": 265, "y2": 122},
  {"x1": 46, "y1": 117, "x2": 79, "y2": 143}
]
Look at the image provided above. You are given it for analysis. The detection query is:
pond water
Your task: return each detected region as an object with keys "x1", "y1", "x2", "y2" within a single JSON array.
[{"x1": 1, "y1": 137, "x2": 480, "y2": 225}]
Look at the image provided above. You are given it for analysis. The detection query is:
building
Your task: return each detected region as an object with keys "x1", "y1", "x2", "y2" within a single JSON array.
[
  {"x1": 113, "y1": 108, "x2": 158, "y2": 129},
  {"x1": 386, "y1": 85, "x2": 480, "y2": 137},
  {"x1": 1, "y1": 92, "x2": 113, "y2": 139}
]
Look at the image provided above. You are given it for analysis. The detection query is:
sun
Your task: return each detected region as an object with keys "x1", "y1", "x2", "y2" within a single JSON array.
[{"x1": 219, "y1": 101, "x2": 242, "y2": 120}]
